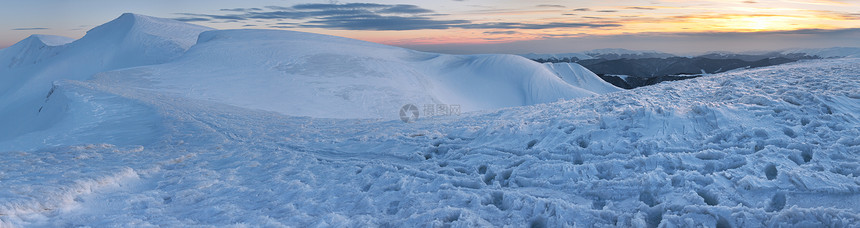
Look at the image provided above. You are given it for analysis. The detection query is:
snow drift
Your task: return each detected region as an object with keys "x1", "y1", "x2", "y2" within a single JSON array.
[
  {"x1": 542, "y1": 62, "x2": 622, "y2": 94},
  {"x1": 4, "y1": 13, "x2": 859, "y2": 227},
  {"x1": 0, "y1": 13, "x2": 211, "y2": 143},
  {"x1": 94, "y1": 29, "x2": 600, "y2": 119},
  {"x1": 0, "y1": 35, "x2": 73, "y2": 71},
  {"x1": 0, "y1": 13, "x2": 212, "y2": 97},
  {"x1": 0, "y1": 12, "x2": 612, "y2": 145}
]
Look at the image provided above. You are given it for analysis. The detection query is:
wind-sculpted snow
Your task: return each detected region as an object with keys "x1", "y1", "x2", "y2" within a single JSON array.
[
  {"x1": 543, "y1": 62, "x2": 623, "y2": 94},
  {"x1": 95, "y1": 29, "x2": 597, "y2": 119},
  {"x1": 0, "y1": 13, "x2": 212, "y2": 144},
  {"x1": 0, "y1": 35, "x2": 73, "y2": 71},
  {"x1": 2, "y1": 13, "x2": 860, "y2": 227},
  {"x1": 2, "y1": 55, "x2": 859, "y2": 226}
]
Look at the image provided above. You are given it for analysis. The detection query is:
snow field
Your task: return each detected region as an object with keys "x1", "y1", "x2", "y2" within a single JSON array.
[
  {"x1": 2, "y1": 58, "x2": 858, "y2": 227},
  {"x1": 95, "y1": 29, "x2": 601, "y2": 119},
  {"x1": 543, "y1": 62, "x2": 623, "y2": 94},
  {"x1": 0, "y1": 13, "x2": 212, "y2": 145},
  {"x1": 0, "y1": 13, "x2": 858, "y2": 227}
]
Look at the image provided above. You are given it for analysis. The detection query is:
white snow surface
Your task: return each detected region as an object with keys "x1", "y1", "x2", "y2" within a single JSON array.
[
  {"x1": 2, "y1": 14, "x2": 860, "y2": 227},
  {"x1": 542, "y1": 62, "x2": 623, "y2": 94},
  {"x1": 0, "y1": 13, "x2": 212, "y2": 144},
  {"x1": 91, "y1": 29, "x2": 599, "y2": 119}
]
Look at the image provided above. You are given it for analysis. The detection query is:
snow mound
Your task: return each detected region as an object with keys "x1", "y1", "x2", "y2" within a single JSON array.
[
  {"x1": 542, "y1": 62, "x2": 622, "y2": 94},
  {"x1": 96, "y1": 29, "x2": 596, "y2": 119},
  {"x1": 72, "y1": 13, "x2": 213, "y2": 70},
  {"x1": 3, "y1": 58, "x2": 859, "y2": 227},
  {"x1": 31, "y1": 34, "x2": 76, "y2": 46},
  {"x1": 0, "y1": 35, "x2": 73, "y2": 70},
  {"x1": 0, "y1": 13, "x2": 212, "y2": 98},
  {"x1": 0, "y1": 13, "x2": 211, "y2": 142},
  {"x1": 6, "y1": 14, "x2": 859, "y2": 227}
]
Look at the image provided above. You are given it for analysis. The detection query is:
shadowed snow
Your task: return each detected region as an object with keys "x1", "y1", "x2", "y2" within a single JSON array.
[{"x1": 1, "y1": 14, "x2": 859, "y2": 227}]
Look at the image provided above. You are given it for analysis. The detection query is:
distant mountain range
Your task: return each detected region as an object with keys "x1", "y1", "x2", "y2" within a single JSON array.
[
  {"x1": 520, "y1": 47, "x2": 860, "y2": 62},
  {"x1": 583, "y1": 48, "x2": 677, "y2": 60},
  {"x1": 780, "y1": 47, "x2": 860, "y2": 58},
  {"x1": 521, "y1": 47, "x2": 860, "y2": 89},
  {"x1": 520, "y1": 48, "x2": 675, "y2": 61}
]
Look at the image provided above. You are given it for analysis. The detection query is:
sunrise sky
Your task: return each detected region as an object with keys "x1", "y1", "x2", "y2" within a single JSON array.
[{"x1": 1, "y1": 0, "x2": 858, "y2": 54}]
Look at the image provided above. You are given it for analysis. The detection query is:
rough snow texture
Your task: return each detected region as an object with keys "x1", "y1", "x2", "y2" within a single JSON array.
[{"x1": 2, "y1": 14, "x2": 860, "y2": 227}]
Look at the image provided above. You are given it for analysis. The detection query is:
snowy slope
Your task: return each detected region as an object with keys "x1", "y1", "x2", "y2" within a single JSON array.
[
  {"x1": 0, "y1": 35, "x2": 73, "y2": 70},
  {"x1": 0, "y1": 13, "x2": 211, "y2": 96},
  {"x1": 0, "y1": 35, "x2": 72, "y2": 99},
  {"x1": 94, "y1": 29, "x2": 596, "y2": 119},
  {"x1": 542, "y1": 62, "x2": 623, "y2": 94},
  {"x1": 2, "y1": 14, "x2": 860, "y2": 227},
  {"x1": 2, "y1": 56, "x2": 858, "y2": 227},
  {"x1": 0, "y1": 13, "x2": 211, "y2": 143}
]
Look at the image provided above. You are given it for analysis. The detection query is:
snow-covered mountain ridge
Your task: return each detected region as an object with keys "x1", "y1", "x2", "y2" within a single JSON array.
[
  {"x1": 522, "y1": 47, "x2": 860, "y2": 62},
  {"x1": 0, "y1": 13, "x2": 212, "y2": 143},
  {"x1": 1, "y1": 13, "x2": 859, "y2": 227},
  {"x1": 782, "y1": 47, "x2": 860, "y2": 58},
  {"x1": 93, "y1": 29, "x2": 607, "y2": 119},
  {"x1": 520, "y1": 48, "x2": 675, "y2": 61},
  {"x1": 0, "y1": 13, "x2": 616, "y2": 149}
]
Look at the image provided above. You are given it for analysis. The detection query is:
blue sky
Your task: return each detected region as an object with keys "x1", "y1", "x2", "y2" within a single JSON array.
[{"x1": 2, "y1": 0, "x2": 859, "y2": 54}]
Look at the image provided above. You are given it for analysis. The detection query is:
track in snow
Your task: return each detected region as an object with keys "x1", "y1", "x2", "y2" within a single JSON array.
[{"x1": 2, "y1": 58, "x2": 859, "y2": 227}]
